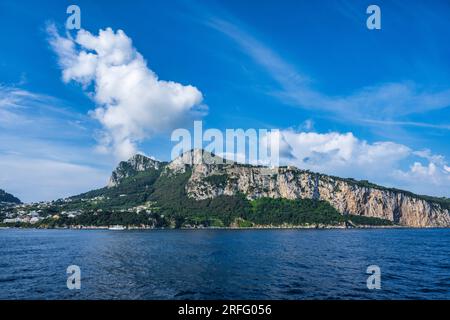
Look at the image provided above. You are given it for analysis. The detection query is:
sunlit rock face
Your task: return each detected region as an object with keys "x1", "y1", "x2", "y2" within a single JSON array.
[
  {"x1": 112, "y1": 150, "x2": 450, "y2": 227},
  {"x1": 108, "y1": 154, "x2": 162, "y2": 187},
  {"x1": 175, "y1": 151, "x2": 450, "y2": 227}
]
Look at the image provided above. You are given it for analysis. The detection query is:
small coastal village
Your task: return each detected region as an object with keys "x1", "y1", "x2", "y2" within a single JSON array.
[
  {"x1": 0, "y1": 199, "x2": 354, "y2": 230},
  {"x1": 0, "y1": 194, "x2": 157, "y2": 229}
]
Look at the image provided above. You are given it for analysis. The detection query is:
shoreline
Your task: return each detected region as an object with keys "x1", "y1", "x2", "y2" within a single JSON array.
[{"x1": 1, "y1": 224, "x2": 447, "y2": 230}]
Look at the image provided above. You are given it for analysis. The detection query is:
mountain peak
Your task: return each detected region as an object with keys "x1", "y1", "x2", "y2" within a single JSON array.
[
  {"x1": 167, "y1": 149, "x2": 232, "y2": 173},
  {"x1": 108, "y1": 153, "x2": 163, "y2": 187}
]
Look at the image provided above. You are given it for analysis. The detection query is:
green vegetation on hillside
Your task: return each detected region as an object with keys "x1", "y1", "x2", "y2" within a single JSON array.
[
  {"x1": 149, "y1": 169, "x2": 250, "y2": 227},
  {"x1": 246, "y1": 198, "x2": 344, "y2": 225},
  {"x1": 52, "y1": 211, "x2": 168, "y2": 228},
  {"x1": 63, "y1": 168, "x2": 162, "y2": 211},
  {"x1": 203, "y1": 174, "x2": 228, "y2": 188},
  {"x1": 1, "y1": 164, "x2": 396, "y2": 229},
  {"x1": 246, "y1": 198, "x2": 393, "y2": 226},
  {"x1": 348, "y1": 214, "x2": 393, "y2": 226},
  {"x1": 0, "y1": 189, "x2": 21, "y2": 204}
]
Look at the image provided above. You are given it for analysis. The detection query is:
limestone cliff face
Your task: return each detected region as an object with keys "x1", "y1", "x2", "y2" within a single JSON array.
[
  {"x1": 108, "y1": 154, "x2": 162, "y2": 187},
  {"x1": 166, "y1": 150, "x2": 450, "y2": 227}
]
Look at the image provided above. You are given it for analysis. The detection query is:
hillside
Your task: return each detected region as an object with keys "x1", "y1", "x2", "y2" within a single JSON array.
[
  {"x1": 31, "y1": 149, "x2": 447, "y2": 228},
  {"x1": 0, "y1": 189, "x2": 21, "y2": 205},
  {"x1": 167, "y1": 149, "x2": 450, "y2": 227},
  {"x1": 2, "y1": 150, "x2": 449, "y2": 228}
]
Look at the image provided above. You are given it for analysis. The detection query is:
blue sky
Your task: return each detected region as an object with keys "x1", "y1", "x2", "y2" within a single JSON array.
[{"x1": 1, "y1": 0, "x2": 450, "y2": 202}]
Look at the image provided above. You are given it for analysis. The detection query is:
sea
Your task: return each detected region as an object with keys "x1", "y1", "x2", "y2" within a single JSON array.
[{"x1": 0, "y1": 228, "x2": 449, "y2": 299}]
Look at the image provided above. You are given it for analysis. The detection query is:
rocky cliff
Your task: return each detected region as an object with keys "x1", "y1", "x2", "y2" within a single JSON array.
[
  {"x1": 163, "y1": 149, "x2": 450, "y2": 227},
  {"x1": 108, "y1": 154, "x2": 164, "y2": 187}
]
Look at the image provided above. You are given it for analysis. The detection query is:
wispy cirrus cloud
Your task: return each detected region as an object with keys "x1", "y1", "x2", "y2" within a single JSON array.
[
  {"x1": 205, "y1": 17, "x2": 450, "y2": 125},
  {"x1": 361, "y1": 119, "x2": 450, "y2": 131},
  {"x1": 0, "y1": 86, "x2": 90, "y2": 135},
  {"x1": 0, "y1": 86, "x2": 111, "y2": 202},
  {"x1": 196, "y1": 10, "x2": 450, "y2": 196}
]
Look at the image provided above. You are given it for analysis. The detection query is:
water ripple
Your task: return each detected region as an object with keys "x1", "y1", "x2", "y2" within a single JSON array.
[{"x1": 0, "y1": 228, "x2": 449, "y2": 299}]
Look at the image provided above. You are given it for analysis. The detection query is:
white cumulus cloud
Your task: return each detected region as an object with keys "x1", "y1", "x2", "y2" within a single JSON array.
[
  {"x1": 48, "y1": 25, "x2": 206, "y2": 160},
  {"x1": 279, "y1": 130, "x2": 411, "y2": 176}
]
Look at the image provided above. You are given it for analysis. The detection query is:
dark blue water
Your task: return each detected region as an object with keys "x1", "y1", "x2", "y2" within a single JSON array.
[{"x1": 0, "y1": 228, "x2": 449, "y2": 299}]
